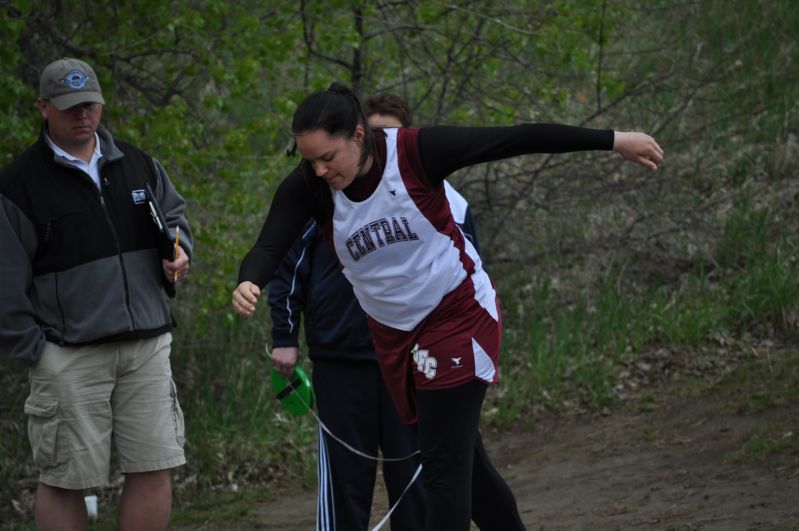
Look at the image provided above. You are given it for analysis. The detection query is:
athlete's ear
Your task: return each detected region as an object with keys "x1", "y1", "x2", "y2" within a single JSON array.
[{"x1": 353, "y1": 124, "x2": 365, "y2": 146}]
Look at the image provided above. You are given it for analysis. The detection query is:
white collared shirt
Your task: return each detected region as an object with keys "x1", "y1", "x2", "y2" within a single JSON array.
[{"x1": 45, "y1": 131, "x2": 104, "y2": 189}]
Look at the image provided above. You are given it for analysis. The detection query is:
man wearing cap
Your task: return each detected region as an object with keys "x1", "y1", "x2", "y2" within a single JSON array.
[{"x1": 0, "y1": 57, "x2": 191, "y2": 530}]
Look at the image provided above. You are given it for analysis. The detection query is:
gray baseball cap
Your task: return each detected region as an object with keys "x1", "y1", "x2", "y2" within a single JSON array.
[{"x1": 39, "y1": 58, "x2": 105, "y2": 111}]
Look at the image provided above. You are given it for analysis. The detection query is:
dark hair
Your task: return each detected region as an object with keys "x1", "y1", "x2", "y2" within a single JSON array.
[
  {"x1": 292, "y1": 83, "x2": 379, "y2": 221},
  {"x1": 363, "y1": 93, "x2": 413, "y2": 127},
  {"x1": 292, "y1": 82, "x2": 377, "y2": 170}
]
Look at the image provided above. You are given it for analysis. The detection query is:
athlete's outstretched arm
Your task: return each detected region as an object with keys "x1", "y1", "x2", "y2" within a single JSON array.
[{"x1": 417, "y1": 124, "x2": 662, "y2": 185}]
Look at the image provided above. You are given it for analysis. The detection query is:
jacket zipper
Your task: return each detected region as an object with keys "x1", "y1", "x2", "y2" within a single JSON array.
[
  {"x1": 42, "y1": 220, "x2": 68, "y2": 343},
  {"x1": 53, "y1": 272, "x2": 66, "y2": 345},
  {"x1": 99, "y1": 178, "x2": 135, "y2": 327}
]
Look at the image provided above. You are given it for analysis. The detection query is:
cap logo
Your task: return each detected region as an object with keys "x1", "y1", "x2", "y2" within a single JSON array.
[{"x1": 60, "y1": 69, "x2": 90, "y2": 89}]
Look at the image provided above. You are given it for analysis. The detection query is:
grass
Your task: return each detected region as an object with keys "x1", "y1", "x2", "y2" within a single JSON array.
[
  {"x1": 488, "y1": 203, "x2": 798, "y2": 427},
  {"x1": 168, "y1": 316, "x2": 319, "y2": 499},
  {"x1": 717, "y1": 349, "x2": 799, "y2": 416},
  {"x1": 674, "y1": 374, "x2": 705, "y2": 396},
  {"x1": 169, "y1": 485, "x2": 278, "y2": 527},
  {"x1": 0, "y1": 486, "x2": 281, "y2": 531},
  {"x1": 636, "y1": 394, "x2": 657, "y2": 413},
  {"x1": 727, "y1": 426, "x2": 799, "y2": 464},
  {"x1": 641, "y1": 426, "x2": 659, "y2": 442}
]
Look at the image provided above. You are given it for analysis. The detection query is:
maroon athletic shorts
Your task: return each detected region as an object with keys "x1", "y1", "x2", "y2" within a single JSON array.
[{"x1": 367, "y1": 271, "x2": 501, "y2": 424}]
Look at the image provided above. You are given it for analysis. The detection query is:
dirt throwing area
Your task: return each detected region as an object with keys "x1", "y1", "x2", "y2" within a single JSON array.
[
  {"x1": 490, "y1": 394, "x2": 798, "y2": 530},
  {"x1": 175, "y1": 353, "x2": 799, "y2": 530}
]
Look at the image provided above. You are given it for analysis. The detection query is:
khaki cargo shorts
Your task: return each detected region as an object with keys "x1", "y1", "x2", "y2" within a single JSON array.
[{"x1": 25, "y1": 333, "x2": 186, "y2": 489}]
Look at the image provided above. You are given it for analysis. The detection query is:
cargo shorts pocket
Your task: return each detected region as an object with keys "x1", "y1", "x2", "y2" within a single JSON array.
[
  {"x1": 24, "y1": 395, "x2": 66, "y2": 469},
  {"x1": 170, "y1": 380, "x2": 185, "y2": 448}
]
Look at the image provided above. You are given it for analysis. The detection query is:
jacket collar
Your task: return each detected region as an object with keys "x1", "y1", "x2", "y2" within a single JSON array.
[{"x1": 37, "y1": 123, "x2": 124, "y2": 163}]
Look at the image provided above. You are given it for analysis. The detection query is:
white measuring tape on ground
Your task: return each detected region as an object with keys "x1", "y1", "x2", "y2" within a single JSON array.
[
  {"x1": 370, "y1": 462, "x2": 423, "y2": 530},
  {"x1": 266, "y1": 345, "x2": 422, "y2": 530}
]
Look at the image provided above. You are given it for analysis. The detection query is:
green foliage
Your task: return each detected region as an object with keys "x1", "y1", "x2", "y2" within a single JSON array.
[
  {"x1": 171, "y1": 317, "x2": 317, "y2": 490},
  {"x1": 724, "y1": 347, "x2": 799, "y2": 464},
  {"x1": 0, "y1": 3, "x2": 37, "y2": 165},
  {"x1": 0, "y1": 363, "x2": 31, "y2": 522},
  {"x1": 491, "y1": 200, "x2": 799, "y2": 425},
  {"x1": 169, "y1": 486, "x2": 276, "y2": 527},
  {"x1": 723, "y1": 349, "x2": 799, "y2": 415}
]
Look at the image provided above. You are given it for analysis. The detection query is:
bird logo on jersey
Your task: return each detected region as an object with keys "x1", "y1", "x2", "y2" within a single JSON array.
[
  {"x1": 451, "y1": 357, "x2": 463, "y2": 368},
  {"x1": 412, "y1": 343, "x2": 437, "y2": 380}
]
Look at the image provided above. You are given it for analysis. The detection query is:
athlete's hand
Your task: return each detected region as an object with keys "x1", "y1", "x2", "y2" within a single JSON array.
[
  {"x1": 613, "y1": 131, "x2": 664, "y2": 171},
  {"x1": 232, "y1": 281, "x2": 260, "y2": 316},
  {"x1": 272, "y1": 346, "x2": 299, "y2": 379}
]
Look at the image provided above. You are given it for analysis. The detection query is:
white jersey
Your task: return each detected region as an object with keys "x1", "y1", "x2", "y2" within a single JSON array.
[
  {"x1": 331, "y1": 128, "x2": 482, "y2": 331},
  {"x1": 443, "y1": 180, "x2": 469, "y2": 225}
]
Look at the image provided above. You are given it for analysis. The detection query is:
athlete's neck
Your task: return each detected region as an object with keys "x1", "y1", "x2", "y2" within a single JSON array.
[{"x1": 344, "y1": 133, "x2": 386, "y2": 202}]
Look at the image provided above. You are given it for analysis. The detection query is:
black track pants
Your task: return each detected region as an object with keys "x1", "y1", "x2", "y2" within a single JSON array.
[
  {"x1": 313, "y1": 359, "x2": 426, "y2": 530},
  {"x1": 416, "y1": 380, "x2": 525, "y2": 531}
]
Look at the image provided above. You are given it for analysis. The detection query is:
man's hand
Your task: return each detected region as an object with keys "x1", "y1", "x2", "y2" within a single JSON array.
[
  {"x1": 232, "y1": 281, "x2": 260, "y2": 316},
  {"x1": 272, "y1": 346, "x2": 300, "y2": 379},
  {"x1": 613, "y1": 131, "x2": 664, "y2": 171},
  {"x1": 162, "y1": 245, "x2": 189, "y2": 283}
]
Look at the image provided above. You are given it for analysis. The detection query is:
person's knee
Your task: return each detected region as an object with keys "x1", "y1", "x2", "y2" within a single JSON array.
[
  {"x1": 125, "y1": 469, "x2": 173, "y2": 491},
  {"x1": 420, "y1": 457, "x2": 468, "y2": 503}
]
